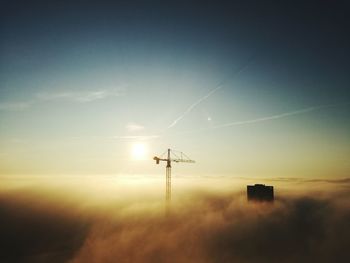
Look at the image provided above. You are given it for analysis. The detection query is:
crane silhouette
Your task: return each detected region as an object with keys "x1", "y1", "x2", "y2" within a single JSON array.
[{"x1": 153, "y1": 149, "x2": 195, "y2": 210}]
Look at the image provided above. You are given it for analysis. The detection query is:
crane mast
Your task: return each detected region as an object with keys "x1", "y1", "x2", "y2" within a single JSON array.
[
  {"x1": 166, "y1": 149, "x2": 171, "y2": 203},
  {"x1": 153, "y1": 148, "x2": 195, "y2": 212}
]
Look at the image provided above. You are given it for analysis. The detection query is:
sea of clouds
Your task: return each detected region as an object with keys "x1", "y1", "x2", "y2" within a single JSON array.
[{"x1": 0, "y1": 177, "x2": 349, "y2": 263}]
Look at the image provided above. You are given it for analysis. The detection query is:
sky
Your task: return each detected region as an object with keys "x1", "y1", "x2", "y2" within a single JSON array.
[
  {"x1": 1, "y1": 0, "x2": 350, "y2": 178},
  {"x1": 1, "y1": 2, "x2": 350, "y2": 262}
]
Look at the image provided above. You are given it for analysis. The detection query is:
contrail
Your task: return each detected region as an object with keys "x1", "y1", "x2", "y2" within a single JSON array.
[
  {"x1": 166, "y1": 58, "x2": 255, "y2": 129},
  {"x1": 113, "y1": 103, "x2": 346, "y2": 140},
  {"x1": 167, "y1": 85, "x2": 223, "y2": 129},
  {"x1": 212, "y1": 106, "x2": 321, "y2": 128},
  {"x1": 172, "y1": 104, "x2": 339, "y2": 135},
  {"x1": 212, "y1": 103, "x2": 348, "y2": 129}
]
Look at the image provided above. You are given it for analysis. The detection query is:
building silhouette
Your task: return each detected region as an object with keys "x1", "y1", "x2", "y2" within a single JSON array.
[{"x1": 247, "y1": 184, "x2": 274, "y2": 202}]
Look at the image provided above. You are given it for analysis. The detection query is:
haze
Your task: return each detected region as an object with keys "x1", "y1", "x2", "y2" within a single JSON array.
[{"x1": 0, "y1": 1, "x2": 349, "y2": 262}]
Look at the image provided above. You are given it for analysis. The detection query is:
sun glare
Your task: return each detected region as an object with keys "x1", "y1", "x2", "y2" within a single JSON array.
[{"x1": 131, "y1": 143, "x2": 148, "y2": 160}]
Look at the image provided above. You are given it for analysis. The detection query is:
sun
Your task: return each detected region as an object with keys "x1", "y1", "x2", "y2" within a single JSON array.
[{"x1": 131, "y1": 142, "x2": 148, "y2": 160}]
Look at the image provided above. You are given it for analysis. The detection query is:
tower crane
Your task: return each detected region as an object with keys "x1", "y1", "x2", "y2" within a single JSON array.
[{"x1": 153, "y1": 149, "x2": 195, "y2": 208}]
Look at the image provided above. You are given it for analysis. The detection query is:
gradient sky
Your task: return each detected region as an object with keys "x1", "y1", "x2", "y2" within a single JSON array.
[{"x1": 1, "y1": 0, "x2": 349, "y2": 178}]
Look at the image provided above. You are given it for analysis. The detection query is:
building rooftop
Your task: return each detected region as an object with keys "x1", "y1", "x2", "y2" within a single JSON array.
[{"x1": 247, "y1": 184, "x2": 274, "y2": 202}]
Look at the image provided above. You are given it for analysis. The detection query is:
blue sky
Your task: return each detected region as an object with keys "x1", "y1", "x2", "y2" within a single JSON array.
[{"x1": 0, "y1": 1, "x2": 349, "y2": 177}]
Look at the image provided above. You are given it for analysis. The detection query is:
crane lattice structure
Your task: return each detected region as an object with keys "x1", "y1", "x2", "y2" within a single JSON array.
[{"x1": 153, "y1": 149, "x2": 195, "y2": 208}]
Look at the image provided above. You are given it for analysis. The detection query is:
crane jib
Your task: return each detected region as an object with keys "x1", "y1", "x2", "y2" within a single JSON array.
[{"x1": 153, "y1": 148, "x2": 195, "y2": 213}]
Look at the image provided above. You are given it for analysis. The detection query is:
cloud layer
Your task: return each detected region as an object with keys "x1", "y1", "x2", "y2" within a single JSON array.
[{"x1": 1, "y1": 182, "x2": 349, "y2": 263}]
